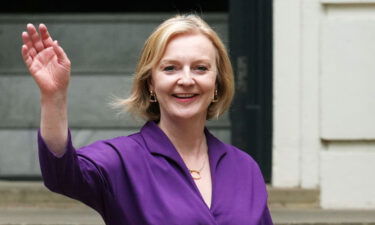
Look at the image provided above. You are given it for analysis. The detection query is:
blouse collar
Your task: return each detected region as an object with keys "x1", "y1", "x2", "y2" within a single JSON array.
[{"x1": 140, "y1": 121, "x2": 228, "y2": 174}]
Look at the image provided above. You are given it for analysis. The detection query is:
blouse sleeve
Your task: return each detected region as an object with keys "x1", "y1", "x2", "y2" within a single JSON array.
[{"x1": 37, "y1": 129, "x2": 109, "y2": 215}]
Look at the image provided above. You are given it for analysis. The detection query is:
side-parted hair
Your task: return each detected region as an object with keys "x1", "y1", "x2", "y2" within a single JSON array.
[{"x1": 113, "y1": 14, "x2": 234, "y2": 121}]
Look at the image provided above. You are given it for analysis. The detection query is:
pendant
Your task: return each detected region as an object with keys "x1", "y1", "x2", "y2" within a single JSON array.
[{"x1": 190, "y1": 170, "x2": 201, "y2": 180}]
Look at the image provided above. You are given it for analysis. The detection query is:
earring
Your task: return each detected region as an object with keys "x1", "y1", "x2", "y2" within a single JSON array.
[
  {"x1": 150, "y1": 90, "x2": 157, "y2": 102},
  {"x1": 212, "y1": 89, "x2": 218, "y2": 102}
]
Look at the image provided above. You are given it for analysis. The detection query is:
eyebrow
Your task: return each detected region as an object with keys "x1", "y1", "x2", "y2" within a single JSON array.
[{"x1": 159, "y1": 58, "x2": 213, "y2": 66}]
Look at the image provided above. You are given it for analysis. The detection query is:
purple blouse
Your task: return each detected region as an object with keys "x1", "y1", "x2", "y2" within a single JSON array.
[{"x1": 38, "y1": 121, "x2": 273, "y2": 225}]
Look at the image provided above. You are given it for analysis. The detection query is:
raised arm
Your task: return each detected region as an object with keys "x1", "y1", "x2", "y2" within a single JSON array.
[{"x1": 21, "y1": 23, "x2": 71, "y2": 156}]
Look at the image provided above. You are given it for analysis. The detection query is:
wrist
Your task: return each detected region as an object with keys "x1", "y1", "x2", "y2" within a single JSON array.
[{"x1": 40, "y1": 92, "x2": 68, "y2": 106}]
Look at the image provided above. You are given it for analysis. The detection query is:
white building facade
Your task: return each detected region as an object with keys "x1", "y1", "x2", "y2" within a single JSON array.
[{"x1": 273, "y1": 0, "x2": 375, "y2": 208}]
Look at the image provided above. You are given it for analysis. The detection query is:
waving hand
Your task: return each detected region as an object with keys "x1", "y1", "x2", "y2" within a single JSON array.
[{"x1": 21, "y1": 24, "x2": 71, "y2": 96}]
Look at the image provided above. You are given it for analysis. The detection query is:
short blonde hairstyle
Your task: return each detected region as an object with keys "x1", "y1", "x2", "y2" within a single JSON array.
[{"x1": 114, "y1": 14, "x2": 234, "y2": 121}]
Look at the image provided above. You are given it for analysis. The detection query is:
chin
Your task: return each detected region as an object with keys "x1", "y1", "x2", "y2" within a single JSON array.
[
  {"x1": 169, "y1": 110, "x2": 206, "y2": 121},
  {"x1": 160, "y1": 104, "x2": 208, "y2": 121}
]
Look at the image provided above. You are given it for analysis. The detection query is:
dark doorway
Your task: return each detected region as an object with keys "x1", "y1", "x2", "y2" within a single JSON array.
[{"x1": 229, "y1": 0, "x2": 273, "y2": 182}]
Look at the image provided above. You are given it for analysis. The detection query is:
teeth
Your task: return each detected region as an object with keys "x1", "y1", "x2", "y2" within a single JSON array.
[{"x1": 174, "y1": 94, "x2": 195, "y2": 98}]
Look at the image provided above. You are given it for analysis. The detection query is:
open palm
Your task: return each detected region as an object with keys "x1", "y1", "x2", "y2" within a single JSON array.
[{"x1": 21, "y1": 24, "x2": 71, "y2": 96}]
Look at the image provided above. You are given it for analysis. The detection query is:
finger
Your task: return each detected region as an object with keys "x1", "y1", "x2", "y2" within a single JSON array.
[
  {"x1": 21, "y1": 44, "x2": 33, "y2": 68},
  {"x1": 52, "y1": 40, "x2": 70, "y2": 65},
  {"x1": 27, "y1": 23, "x2": 45, "y2": 53},
  {"x1": 22, "y1": 31, "x2": 37, "y2": 59},
  {"x1": 39, "y1": 23, "x2": 54, "y2": 48}
]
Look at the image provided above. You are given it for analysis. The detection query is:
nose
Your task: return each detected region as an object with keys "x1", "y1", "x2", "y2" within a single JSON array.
[{"x1": 177, "y1": 67, "x2": 195, "y2": 86}]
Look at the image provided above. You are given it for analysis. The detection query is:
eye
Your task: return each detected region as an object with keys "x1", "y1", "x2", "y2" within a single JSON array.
[
  {"x1": 163, "y1": 65, "x2": 176, "y2": 72},
  {"x1": 193, "y1": 65, "x2": 209, "y2": 74},
  {"x1": 196, "y1": 66, "x2": 208, "y2": 71}
]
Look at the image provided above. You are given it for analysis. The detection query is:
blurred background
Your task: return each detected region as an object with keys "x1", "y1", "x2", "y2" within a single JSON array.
[{"x1": 1, "y1": 0, "x2": 375, "y2": 224}]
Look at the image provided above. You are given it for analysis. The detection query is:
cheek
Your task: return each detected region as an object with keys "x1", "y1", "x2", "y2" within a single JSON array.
[
  {"x1": 200, "y1": 76, "x2": 217, "y2": 92},
  {"x1": 155, "y1": 80, "x2": 175, "y2": 93},
  {"x1": 151, "y1": 72, "x2": 172, "y2": 93}
]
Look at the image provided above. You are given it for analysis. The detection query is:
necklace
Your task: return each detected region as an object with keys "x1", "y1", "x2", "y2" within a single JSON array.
[{"x1": 188, "y1": 156, "x2": 207, "y2": 180}]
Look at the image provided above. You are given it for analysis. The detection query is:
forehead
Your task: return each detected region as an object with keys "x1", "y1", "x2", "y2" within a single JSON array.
[{"x1": 160, "y1": 32, "x2": 217, "y2": 62}]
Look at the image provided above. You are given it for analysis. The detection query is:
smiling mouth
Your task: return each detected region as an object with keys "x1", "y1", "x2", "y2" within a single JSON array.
[{"x1": 172, "y1": 93, "x2": 199, "y2": 99}]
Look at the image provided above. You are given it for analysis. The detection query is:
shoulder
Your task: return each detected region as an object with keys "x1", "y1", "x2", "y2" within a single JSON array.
[
  {"x1": 224, "y1": 143, "x2": 260, "y2": 170},
  {"x1": 205, "y1": 128, "x2": 260, "y2": 171},
  {"x1": 75, "y1": 131, "x2": 145, "y2": 169}
]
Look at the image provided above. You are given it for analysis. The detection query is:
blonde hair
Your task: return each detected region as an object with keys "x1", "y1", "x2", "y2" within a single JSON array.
[{"x1": 113, "y1": 14, "x2": 234, "y2": 121}]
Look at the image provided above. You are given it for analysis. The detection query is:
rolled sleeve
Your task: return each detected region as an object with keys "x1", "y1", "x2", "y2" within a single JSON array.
[{"x1": 37, "y1": 129, "x2": 107, "y2": 214}]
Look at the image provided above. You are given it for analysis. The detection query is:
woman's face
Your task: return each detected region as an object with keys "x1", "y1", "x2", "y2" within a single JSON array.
[{"x1": 150, "y1": 32, "x2": 217, "y2": 121}]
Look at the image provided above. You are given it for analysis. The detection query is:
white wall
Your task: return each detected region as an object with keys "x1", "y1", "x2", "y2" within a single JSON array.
[
  {"x1": 273, "y1": 0, "x2": 375, "y2": 208},
  {"x1": 320, "y1": 1, "x2": 375, "y2": 209},
  {"x1": 273, "y1": 0, "x2": 322, "y2": 189}
]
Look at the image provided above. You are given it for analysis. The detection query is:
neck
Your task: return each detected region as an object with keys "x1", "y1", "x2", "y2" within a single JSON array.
[{"x1": 158, "y1": 115, "x2": 207, "y2": 160}]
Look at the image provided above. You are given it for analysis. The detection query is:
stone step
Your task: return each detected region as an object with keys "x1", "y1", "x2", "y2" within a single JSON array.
[
  {"x1": 0, "y1": 181, "x2": 81, "y2": 207},
  {"x1": 0, "y1": 206, "x2": 375, "y2": 225},
  {"x1": 0, "y1": 181, "x2": 320, "y2": 208},
  {"x1": 271, "y1": 208, "x2": 375, "y2": 225},
  {"x1": 3, "y1": 181, "x2": 374, "y2": 225},
  {"x1": 0, "y1": 207, "x2": 103, "y2": 225},
  {"x1": 268, "y1": 186, "x2": 320, "y2": 208}
]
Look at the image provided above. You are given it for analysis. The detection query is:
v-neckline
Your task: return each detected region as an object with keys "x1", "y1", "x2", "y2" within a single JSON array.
[
  {"x1": 192, "y1": 162, "x2": 213, "y2": 210},
  {"x1": 140, "y1": 121, "x2": 228, "y2": 211}
]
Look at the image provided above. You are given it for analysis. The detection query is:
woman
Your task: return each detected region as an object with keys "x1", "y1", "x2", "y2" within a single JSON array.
[{"x1": 21, "y1": 14, "x2": 273, "y2": 225}]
